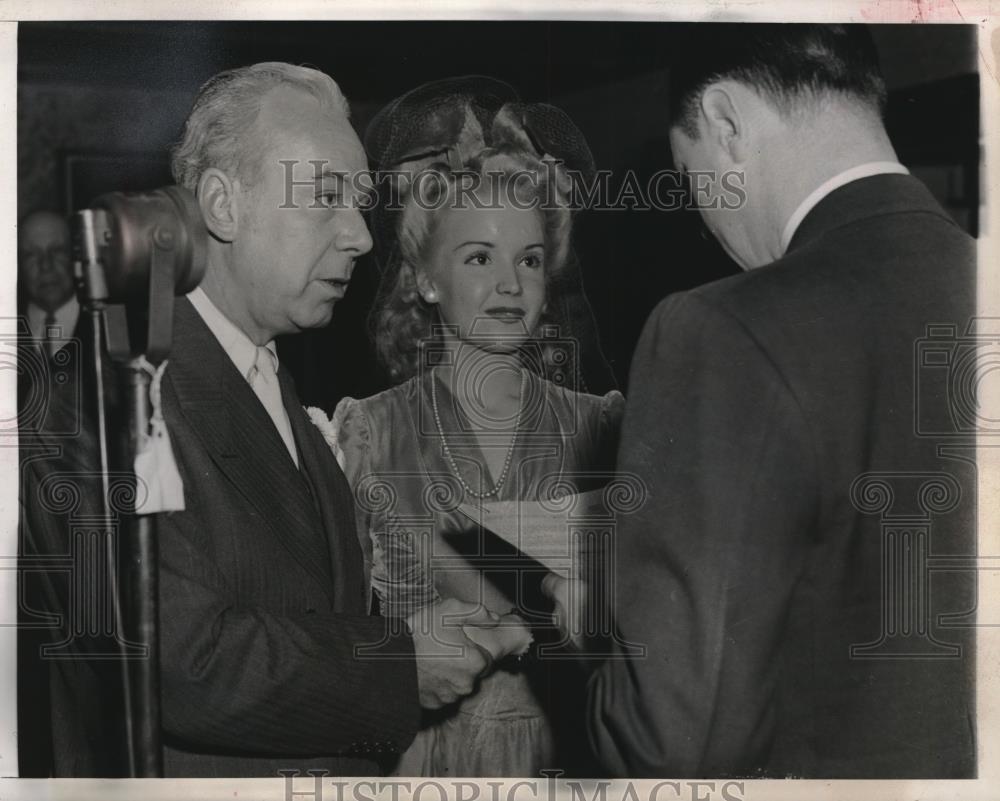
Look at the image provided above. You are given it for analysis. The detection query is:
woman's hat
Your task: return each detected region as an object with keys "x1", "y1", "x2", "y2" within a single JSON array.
[{"x1": 364, "y1": 74, "x2": 596, "y2": 182}]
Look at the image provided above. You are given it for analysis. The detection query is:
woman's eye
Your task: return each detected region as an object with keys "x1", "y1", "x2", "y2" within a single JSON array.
[
  {"x1": 465, "y1": 251, "x2": 490, "y2": 266},
  {"x1": 317, "y1": 192, "x2": 341, "y2": 208},
  {"x1": 520, "y1": 253, "x2": 544, "y2": 269}
]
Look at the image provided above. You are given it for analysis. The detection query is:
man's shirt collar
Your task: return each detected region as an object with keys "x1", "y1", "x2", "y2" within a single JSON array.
[
  {"x1": 781, "y1": 161, "x2": 910, "y2": 255},
  {"x1": 186, "y1": 286, "x2": 279, "y2": 382}
]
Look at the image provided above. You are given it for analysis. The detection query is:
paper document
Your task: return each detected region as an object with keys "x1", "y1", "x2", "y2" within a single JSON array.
[{"x1": 458, "y1": 488, "x2": 613, "y2": 576}]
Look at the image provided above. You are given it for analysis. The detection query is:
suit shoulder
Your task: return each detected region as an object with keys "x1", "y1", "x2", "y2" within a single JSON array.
[{"x1": 680, "y1": 217, "x2": 972, "y2": 338}]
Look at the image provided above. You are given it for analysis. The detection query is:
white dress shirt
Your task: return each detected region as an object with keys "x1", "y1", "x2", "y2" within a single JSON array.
[
  {"x1": 187, "y1": 286, "x2": 299, "y2": 467},
  {"x1": 780, "y1": 161, "x2": 910, "y2": 254},
  {"x1": 27, "y1": 296, "x2": 80, "y2": 356}
]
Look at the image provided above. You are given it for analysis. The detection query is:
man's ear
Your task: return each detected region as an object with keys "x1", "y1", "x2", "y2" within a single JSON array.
[
  {"x1": 700, "y1": 83, "x2": 747, "y2": 164},
  {"x1": 197, "y1": 168, "x2": 240, "y2": 242}
]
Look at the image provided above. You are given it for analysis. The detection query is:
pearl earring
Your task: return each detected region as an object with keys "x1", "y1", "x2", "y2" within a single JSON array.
[{"x1": 423, "y1": 290, "x2": 438, "y2": 303}]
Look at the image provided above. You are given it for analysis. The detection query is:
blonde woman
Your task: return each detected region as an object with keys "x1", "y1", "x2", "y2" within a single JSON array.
[{"x1": 323, "y1": 81, "x2": 621, "y2": 777}]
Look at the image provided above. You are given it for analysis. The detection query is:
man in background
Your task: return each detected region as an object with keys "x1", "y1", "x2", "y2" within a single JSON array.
[
  {"x1": 19, "y1": 210, "x2": 79, "y2": 358},
  {"x1": 581, "y1": 24, "x2": 976, "y2": 777}
]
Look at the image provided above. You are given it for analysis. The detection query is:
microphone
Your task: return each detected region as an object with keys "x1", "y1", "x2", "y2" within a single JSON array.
[{"x1": 73, "y1": 185, "x2": 206, "y2": 362}]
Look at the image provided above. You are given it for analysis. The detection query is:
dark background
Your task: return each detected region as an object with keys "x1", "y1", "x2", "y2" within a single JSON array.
[{"x1": 17, "y1": 22, "x2": 980, "y2": 407}]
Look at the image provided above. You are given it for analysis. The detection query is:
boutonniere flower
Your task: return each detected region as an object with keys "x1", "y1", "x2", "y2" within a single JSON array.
[{"x1": 305, "y1": 406, "x2": 338, "y2": 450}]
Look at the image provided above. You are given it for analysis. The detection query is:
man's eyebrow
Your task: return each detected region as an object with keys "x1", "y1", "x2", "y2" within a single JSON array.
[
  {"x1": 313, "y1": 169, "x2": 375, "y2": 200},
  {"x1": 314, "y1": 168, "x2": 351, "y2": 182}
]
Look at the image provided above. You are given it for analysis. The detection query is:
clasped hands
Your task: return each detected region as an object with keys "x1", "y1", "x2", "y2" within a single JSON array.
[
  {"x1": 405, "y1": 598, "x2": 532, "y2": 709},
  {"x1": 407, "y1": 566, "x2": 587, "y2": 709}
]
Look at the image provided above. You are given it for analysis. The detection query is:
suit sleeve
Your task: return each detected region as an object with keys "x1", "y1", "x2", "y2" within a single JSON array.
[
  {"x1": 156, "y1": 513, "x2": 419, "y2": 756},
  {"x1": 155, "y1": 392, "x2": 417, "y2": 756},
  {"x1": 588, "y1": 291, "x2": 817, "y2": 777},
  {"x1": 21, "y1": 338, "x2": 420, "y2": 763},
  {"x1": 20, "y1": 417, "x2": 418, "y2": 760}
]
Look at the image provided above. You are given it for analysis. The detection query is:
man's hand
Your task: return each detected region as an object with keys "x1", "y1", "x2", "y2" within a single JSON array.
[
  {"x1": 407, "y1": 598, "x2": 499, "y2": 709},
  {"x1": 541, "y1": 571, "x2": 586, "y2": 652},
  {"x1": 463, "y1": 612, "x2": 532, "y2": 662}
]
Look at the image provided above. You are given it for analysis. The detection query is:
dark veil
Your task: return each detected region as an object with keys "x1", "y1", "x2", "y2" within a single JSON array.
[{"x1": 363, "y1": 75, "x2": 617, "y2": 395}]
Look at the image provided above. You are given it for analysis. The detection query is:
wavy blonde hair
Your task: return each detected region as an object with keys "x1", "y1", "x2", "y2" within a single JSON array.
[{"x1": 374, "y1": 146, "x2": 574, "y2": 384}]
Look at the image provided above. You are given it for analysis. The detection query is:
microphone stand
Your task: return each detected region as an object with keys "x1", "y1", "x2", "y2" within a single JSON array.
[
  {"x1": 122, "y1": 360, "x2": 160, "y2": 777},
  {"x1": 75, "y1": 210, "x2": 139, "y2": 772},
  {"x1": 74, "y1": 187, "x2": 205, "y2": 777}
]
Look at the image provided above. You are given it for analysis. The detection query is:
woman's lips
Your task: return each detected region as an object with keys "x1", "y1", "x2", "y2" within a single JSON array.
[{"x1": 485, "y1": 307, "x2": 526, "y2": 321}]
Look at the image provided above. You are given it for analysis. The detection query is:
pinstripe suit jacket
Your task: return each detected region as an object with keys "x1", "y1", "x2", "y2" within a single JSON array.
[{"x1": 20, "y1": 297, "x2": 420, "y2": 777}]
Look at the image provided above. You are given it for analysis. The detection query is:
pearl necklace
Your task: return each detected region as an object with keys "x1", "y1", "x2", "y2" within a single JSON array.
[{"x1": 430, "y1": 368, "x2": 527, "y2": 500}]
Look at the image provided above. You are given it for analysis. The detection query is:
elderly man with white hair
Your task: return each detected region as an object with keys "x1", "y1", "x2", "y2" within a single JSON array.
[{"x1": 22, "y1": 62, "x2": 495, "y2": 778}]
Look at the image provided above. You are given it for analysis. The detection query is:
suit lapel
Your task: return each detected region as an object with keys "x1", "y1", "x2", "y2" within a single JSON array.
[
  {"x1": 166, "y1": 298, "x2": 335, "y2": 604},
  {"x1": 281, "y1": 373, "x2": 367, "y2": 612}
]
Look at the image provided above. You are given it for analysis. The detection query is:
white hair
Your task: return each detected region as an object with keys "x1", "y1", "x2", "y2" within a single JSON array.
[{"x1": 170, "y1": 62, "x2": 350, "y2": 192}]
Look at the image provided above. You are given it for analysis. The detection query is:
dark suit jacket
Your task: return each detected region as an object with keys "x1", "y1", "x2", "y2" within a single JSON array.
[
  {"x1": 20, "y1": 297, "x2": 420, "y2": 777},
  {"x1": 588, "y1": 174, "x2": 977, "y2": 778}
]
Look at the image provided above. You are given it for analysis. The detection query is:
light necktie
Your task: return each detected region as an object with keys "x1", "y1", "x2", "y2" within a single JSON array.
[
  {"x1": 43, "y1": 311, "x2": 58, "y2": 358},
  {"x1": 247, "y1": 345, "x2": 299, "y2": 467}
]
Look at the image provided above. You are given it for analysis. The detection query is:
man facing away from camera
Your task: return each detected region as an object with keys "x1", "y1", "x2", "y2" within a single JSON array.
[
  {"x1": 571, "y1": 25, "x2": 977, "y2": 778},
  {"x1": 20, "y1": 62, "x2": 496, "y2": 777}
]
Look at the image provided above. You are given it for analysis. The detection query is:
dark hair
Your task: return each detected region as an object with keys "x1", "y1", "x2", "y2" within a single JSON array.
[{"x1": 669, "y1": 24, "x2": 887, "y2": 137}]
